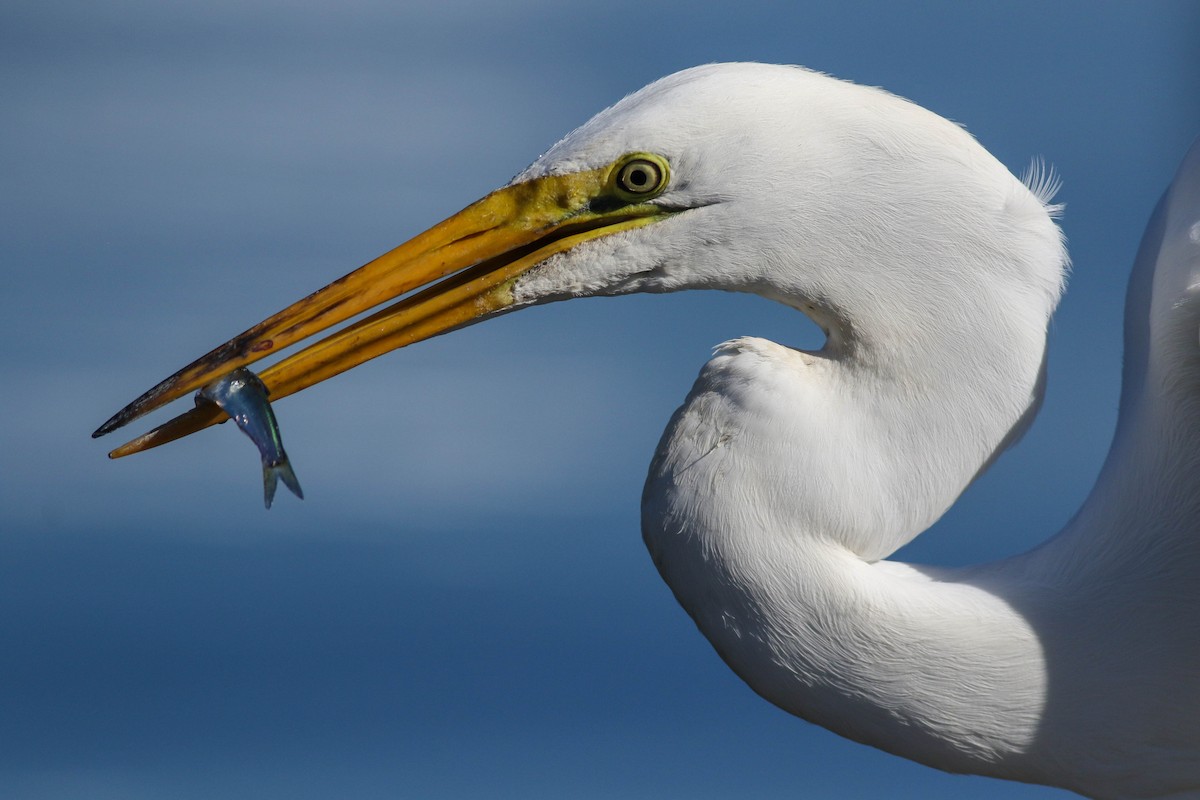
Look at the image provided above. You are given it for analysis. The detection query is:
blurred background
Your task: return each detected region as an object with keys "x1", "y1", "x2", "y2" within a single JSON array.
[{"x1": 2, "y1": 1, "x2": 1198, "y2": 797}]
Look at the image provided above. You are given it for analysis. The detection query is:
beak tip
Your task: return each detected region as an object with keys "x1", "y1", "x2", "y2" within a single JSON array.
[{"x1": 94, "y1": 407, "x2": 135, "y2": 439}]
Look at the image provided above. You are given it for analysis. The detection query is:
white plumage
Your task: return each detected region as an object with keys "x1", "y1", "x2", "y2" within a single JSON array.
[
  {"x1": 516, "y1": 65, "x2": 1200, "y2": 798},
  {"x1": 101, "y1": 63, "x2": 1200, "y2": 799}
]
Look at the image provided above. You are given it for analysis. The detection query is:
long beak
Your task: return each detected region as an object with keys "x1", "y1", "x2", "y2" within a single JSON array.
[{"x1": 94, "y1": 163, "x2": 673, "y2": 458}]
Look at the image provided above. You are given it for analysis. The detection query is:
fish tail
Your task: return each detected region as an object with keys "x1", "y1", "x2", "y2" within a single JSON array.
[
  {"x1": 261, "y1": 456, "x2": 304, "y2": 509},
  {"x1": 262, "y1": 463, "x2": 279, "y2": 509},
  {"x1": 276, "y1": 458, "x2": 304, "y2": 501}
]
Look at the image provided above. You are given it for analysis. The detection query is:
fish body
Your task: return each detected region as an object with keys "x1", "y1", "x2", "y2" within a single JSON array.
[{"x1": 197, "y1": 368, "x2": 303, "y2": 508}]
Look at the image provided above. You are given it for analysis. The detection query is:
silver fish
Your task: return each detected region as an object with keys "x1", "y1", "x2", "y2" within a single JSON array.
[{"x1": 196, "y1": 368, "x2": 303, "y2": 508}]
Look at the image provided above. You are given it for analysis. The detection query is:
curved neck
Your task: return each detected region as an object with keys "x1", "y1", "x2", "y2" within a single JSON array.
[
  {"x1": 641, "y1": 268, "x2": 1200, "y2": 798},
  {"x1": 641, "y1": 337, "x2": 1052, "y2": 780}
]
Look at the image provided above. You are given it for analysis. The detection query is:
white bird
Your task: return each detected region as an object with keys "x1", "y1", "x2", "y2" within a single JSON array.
[{"x1": 94, "y1": 64, "x2": 1200, "y2": 799}]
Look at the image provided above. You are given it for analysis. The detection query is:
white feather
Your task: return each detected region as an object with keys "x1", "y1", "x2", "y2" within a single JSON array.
[{"x1": 510, "y1": 65, "x2": 1200, "y2": 799}]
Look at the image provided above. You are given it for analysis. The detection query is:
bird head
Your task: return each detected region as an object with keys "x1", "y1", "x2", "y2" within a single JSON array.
[{"x1": 94, "y1": 63, "x2": 1065, "y2": 455}]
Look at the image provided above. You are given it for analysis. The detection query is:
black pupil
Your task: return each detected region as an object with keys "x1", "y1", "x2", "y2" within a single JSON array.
[{"x1": 629, "y1": 168, "x2": 648, "y2": 186}]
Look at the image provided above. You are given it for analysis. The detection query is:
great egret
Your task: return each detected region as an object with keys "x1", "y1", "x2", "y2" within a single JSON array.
[{"x1": 94, "y1": 64, "x2": 1200, "y2": 799}]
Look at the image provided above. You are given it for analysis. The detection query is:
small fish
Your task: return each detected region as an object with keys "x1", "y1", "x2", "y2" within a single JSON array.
[{"x1": 196, "y1": 368, "x2": 303, "y2": 509}]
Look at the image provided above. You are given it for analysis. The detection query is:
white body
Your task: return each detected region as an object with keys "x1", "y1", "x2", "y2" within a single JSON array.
[{"x1": 506, "y1": 65, "x2": 1200, "y2": 798}]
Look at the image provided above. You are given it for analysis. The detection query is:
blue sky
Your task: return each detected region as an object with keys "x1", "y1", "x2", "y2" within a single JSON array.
[{"x1": 3, "y1": 1, "x2": 1198, "y2": 798}]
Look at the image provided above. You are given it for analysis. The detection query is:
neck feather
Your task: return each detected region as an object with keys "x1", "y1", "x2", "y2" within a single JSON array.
[{"x1": 641, "y1": 333, "x2": 1051, "y2": 772}]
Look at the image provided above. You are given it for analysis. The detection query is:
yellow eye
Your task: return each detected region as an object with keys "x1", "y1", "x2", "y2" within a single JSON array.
[{"x1": 612, "y1": 153, "x2": 669, "y2": 200}]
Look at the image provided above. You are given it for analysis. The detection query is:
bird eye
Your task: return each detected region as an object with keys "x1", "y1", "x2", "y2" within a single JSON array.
[{"x1": 612, "y1": 154, "x2": 669, "y2": 200}]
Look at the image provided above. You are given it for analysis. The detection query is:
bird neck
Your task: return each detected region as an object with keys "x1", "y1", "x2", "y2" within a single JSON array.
[
  {"x1": 729, "y1": 279, "x2": 1053, "y2": 564},
  {"x1": 640, "y1": 249, "x2": 1200, "y2": 795},
  {"x1": 641, "y1": 335, "x2": 1053, "y2": 779},
  {"x1": 639, "y1": 253, "x2": 1066, "y2": 777}
]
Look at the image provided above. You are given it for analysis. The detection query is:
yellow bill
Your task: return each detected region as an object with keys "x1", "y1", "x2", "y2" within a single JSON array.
[{"x1": 93, "y1": 152, "x2": 676, "y2": 458}]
